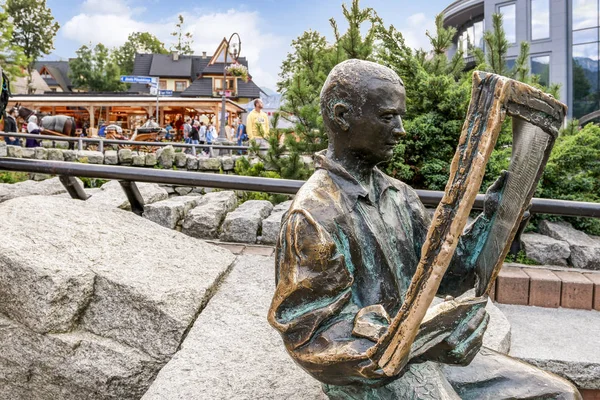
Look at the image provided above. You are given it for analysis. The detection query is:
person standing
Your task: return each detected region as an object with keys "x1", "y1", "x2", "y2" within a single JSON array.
[
  {"x1": 235, "y1": 121, "x2": 247, "y2": 155},
  {"x1": 26, "y1": 115, "x2": 43, "y2": 147},
  {"x1": 3, "y1": 107, "x2": 20, "y2": 145},
  {"x1": 183, "y1": 117, "x2": 192, "y2": 143},
  {"x1": 246, "y1": 99, "x2": 269, "y2": 142}
]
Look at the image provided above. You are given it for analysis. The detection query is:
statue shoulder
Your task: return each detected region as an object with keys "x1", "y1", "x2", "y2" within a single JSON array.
[{"x1": 285, "y1": 170, "x2": 340, "y2": 226}]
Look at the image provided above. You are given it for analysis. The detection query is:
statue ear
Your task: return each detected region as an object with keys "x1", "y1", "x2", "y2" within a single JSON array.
[{"x1": 333, "y1": 103, "x2": 350, "y2": 131}]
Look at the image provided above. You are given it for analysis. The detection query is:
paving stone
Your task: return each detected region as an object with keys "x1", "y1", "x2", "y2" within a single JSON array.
[
  {"x1": 553, "y1": 271, "x2": 594, "y2": 310},
  {"x1": 584, "y1": 273, "x2": 600, "y2": 311},
  {"x1": 496, "y1": 266, "x2": 530, "y2": 305},
  {"x1": 523, "y1": 268, "x2": 561, "y2": 308},
  {"x1": 242, "y1": 246, "x2": 274, "y2": 257},
  {"x1": 181, "y1": 191, "x2": 238, "y2": 239},
  {"x1": 215, "y1": 243, "x2": 246, "y2": 255},
  {"x1": 521, "y1": 233, "x2": 570, "y2": 266},
  {"x1": 220, "y1": 200, "x2": 274, "y2": 243}
]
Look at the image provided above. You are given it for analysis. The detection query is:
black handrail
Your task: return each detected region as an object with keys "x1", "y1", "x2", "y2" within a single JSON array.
[{"x1": 0, "y1": 157, "x2": 598, "y2": 219}]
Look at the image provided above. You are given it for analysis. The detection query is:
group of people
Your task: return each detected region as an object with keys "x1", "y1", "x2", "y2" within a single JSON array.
[{"x1": 2, "y1": 106, "x2": 44, "y2": 147}]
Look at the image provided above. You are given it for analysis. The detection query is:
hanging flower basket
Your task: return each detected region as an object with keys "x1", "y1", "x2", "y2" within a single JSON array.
[{"x1": 225, "y1": 63, "x2": 249, "y2": 82}]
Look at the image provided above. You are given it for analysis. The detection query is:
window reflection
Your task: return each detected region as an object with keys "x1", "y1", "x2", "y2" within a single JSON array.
[
  {"x1": 572, "y1": 0, "x2": 598, "y2": 30},
  {"x1": 573, "y1": 28, "x2": 599, "y2": 44},
  {"x1": 572, "y1": 43, "x2": 599, "y2": 118},
  {"x1": 505, "y1": 58, "x2": 516, "y2": 71},
  {"x1": 499, "y1": 4, "x2": 517, "y2": 43},
  {"x1": 531, "y1": 0, "x2": 550, "y2": 40},
  {"x1": 457, "y1": 20, "x2": 484, "y2": 53},
  {"x1": 531, "y1": 55, "x2": 550, "y2": 86}
]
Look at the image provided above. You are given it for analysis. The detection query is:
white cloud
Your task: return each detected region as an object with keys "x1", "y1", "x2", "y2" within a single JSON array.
[
  {"x1": 61, "y1": 0, "x2": 286, "y2": 89},
  {"x1": 401, "y1": 13, "x2": 436, "y2": 52}
]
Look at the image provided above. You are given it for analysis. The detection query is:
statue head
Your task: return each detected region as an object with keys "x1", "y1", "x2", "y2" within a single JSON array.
[{"x1": 321, "y1": 59, "x2": 406, "y2": 164}]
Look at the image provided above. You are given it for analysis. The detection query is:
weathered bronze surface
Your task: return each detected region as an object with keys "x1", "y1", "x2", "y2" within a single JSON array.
[{"x1": 268, "y1": 59, "x2": 580, "y2": 399}]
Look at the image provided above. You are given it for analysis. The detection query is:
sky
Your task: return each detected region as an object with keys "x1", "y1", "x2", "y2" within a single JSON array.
[{"x1": 44, "y1": 0, "x2": 452, "y2": 91}]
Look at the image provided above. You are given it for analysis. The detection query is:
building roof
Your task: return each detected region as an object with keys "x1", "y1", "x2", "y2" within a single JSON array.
[
  {"x1": 149, "y1": 54, "x2": 193, "y2": 77},
  {"x1": 34, "y1": 60, "x2": 73, "y2": 92}
]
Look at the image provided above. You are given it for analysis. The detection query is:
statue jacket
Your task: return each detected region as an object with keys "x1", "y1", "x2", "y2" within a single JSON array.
[{"x1": 268, "y1": 151, "x2": 483, "y2": 386}]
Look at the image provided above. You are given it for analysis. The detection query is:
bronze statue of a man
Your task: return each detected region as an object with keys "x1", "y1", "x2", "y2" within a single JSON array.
[{"x1": 268, "y1": 59, "x2": 580, "y2": 399}]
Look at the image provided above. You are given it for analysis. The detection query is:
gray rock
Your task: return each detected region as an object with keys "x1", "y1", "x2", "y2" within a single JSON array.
[
  {"x1": 21, "y1": 147, "x2": 35, "y2": 158},
  {"x1": 85, "y1": 180, "x2": 168, "y2": 210},
  {"x1": 132, "y1": 152, "x2": 146, "y2": 166},
  {"x1": 63, "y1": 150, "x2": 77, "y2": 162},
  {"x1": 118, "y1": 148, "x2": 133, "y2": 164},
  {"x1": 104, "y1": 150, "x2": 118, "y2": 165},
  {"x1": 182, "y1": 191, "x2": 238, "y2": 239},
  {"x1": 174, "y1": 152, "x2": 187, "y2": 168},
  {"x1": 260, "y1": 200, "x2": 292, "y2": 244},
  {"x1": 141, "y1": 255, "x2": 325, "y2": 400},
  {"x1": 77, "y1": 150, "x2": 104, "y2": 164},
  {"x1": 198, "y1": 157, "x2": 221, "y2": 171},
  {"x1": 539, "y1": 221, "x2": 600, "y2": 269},
  {"x1": 143, "y1": 195, "x2": 202, "y2": 229},
  {"x1": 157, "y1": 145, "x2": 175, "y2": 169},
  {"x1": 0, "y1": 142, "x2": 7, "y2": 157},
  {"x1": 34, "y1": 147, "x2": 48, "y2": 160},
  {"x1": 186, "y1": 155, "x2": 198, "y2": 170},
  {"x1": 0, "y1": 176, "x2": 82, "y2": 203},
  {"x1": 55, "y1": 141, "x2": 69, "y2": 149},
  {"x1": 220, "y1": 200, "x2": 273, "y2": 243},
  {"x1": 174, "y1": 186, "x2": 192, "y2": 196},
  {"x1": 160, "y1": 185, "x2": 176, "y2": 194},
  {"x1": 498, "y1": 303, "x2": 600, "y2": 389},
  {"x1": 221, "y1": 156, "x2": 234, "y2": 171},
  {"x1": 521, "y1": 233, "x2": 570, "y2": 266},
  {"x1": 145, "y1": 153, "x2": 157, "y2": 167},
  {"x1": 47, "y1": 148, "x2": 64, "y2": 161},
  {"x1": 41, "y1": 140, "x2": 53, "y2": 148},
  {"x1": 6, "y1": 145, "x2": 22, "y2": 158},
  {"x1": 0, "y1": 195, "x2": 236, "y2": 398}
]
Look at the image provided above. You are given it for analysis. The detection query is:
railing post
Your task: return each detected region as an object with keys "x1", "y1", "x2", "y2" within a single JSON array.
[
  {"x1": 209, "y1": 146, "x2": 214, "y2": 158},
  {"x1": 99, "y1": 139, "x2": 104, "y2": 153},
  {"x1": 192, "y1": 145, "x2": 196, "y2": 156},
  {"x1": 118, "y1": 180, "x2": 145, "y2": 216},
  {"x1": 78, "y1": 138, "x2": 83, "y2": 152},
  {"x1": 58, "y1": 175, "x2": 90, "y2": 200}
]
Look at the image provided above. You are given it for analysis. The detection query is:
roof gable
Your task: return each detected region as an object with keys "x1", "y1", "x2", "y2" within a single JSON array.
[{"x1": 208, "y1": 38, "x2": 238, "y2": 65}]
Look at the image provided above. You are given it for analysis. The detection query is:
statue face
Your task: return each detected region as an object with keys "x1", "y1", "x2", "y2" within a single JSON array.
[{"x1": 346, "y1": 79, "x2": 406, "y2": 164}]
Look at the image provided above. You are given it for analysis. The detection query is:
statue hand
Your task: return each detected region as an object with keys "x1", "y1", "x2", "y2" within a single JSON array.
[
  {"x1": 424, "y1": 306, "x2": 489, "y2": 366},
  {"x1": 483, "y1": 170, "x2": 509, "y2": 219}
]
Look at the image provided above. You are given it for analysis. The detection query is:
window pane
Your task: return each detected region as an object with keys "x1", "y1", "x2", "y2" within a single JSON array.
[
  {"x1": 499, "y1": 4, "x2": 516, "y2": 43},
  {"x1": 505, "y1": 58, "x2": 516, "y2": 71},
  {"x1": 573, "y1": 0, "x2": 598, "y2": 30},
  {"x1": 573, "y1": 28, "x2": 599, "y2": 44},
  {"x1": 473, "y1": 21, "x2": 484, "y2": 49},
  {"x1": 531, "y1": 55, "x2": 550, "y2": 86},
  {"x1": 572, "y1": 43, "x2": 599, "y2": 118},
  {"x1": 531, "y1": 0, "x2": 550, "y2": 40},
  {"x1": 215, "y1": 78, "x2": 223, "y2": 89}
]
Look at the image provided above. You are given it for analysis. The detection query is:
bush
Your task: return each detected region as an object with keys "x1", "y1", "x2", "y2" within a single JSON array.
[{"x1": 0, "y1": 171, "x2": 29, "y2": 184}]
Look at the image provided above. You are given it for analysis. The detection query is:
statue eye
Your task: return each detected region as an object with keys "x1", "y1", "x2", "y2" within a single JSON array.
[{"x1": 382, "y1": 114, "x2": 394, "y2": 121}]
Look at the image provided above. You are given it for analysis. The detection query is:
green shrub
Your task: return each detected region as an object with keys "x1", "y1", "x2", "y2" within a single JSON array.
[{"x1": 0, "y1": 171, "x2": 29, "y2": 184}]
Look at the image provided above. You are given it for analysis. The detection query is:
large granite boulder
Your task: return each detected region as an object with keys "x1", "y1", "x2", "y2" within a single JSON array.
[
  {"x1": 0, "y1": 176, "x2": 83, "y2": 203},
  {"x1": 85, "y1": 180, "x2": 168, "y2": 210},
  {"x1": 0, "y1": 195, "x2": 236, "y2": 399},
  {"x1": 220, "y1": 200, "x2": 274, "y2": 243},
  {"x1": 182, "y1": 191, "x2": 238, "y2": 239},
  {"x1": 539, "y1": 221, "x2": 600, "y2": 270},
  {"x1": 260, "y1": 200, "x2": 292, "y2": 245},
  {"x1": 143, "y1": 195, "x2": 202, "y2": 229},
  {"x1": 521, "y1": 233, "x2": 570, "y2": 266}
]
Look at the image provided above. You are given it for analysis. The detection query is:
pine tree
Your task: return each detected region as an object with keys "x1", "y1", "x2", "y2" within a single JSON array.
[{"x1": 170, "y1": 15, "x2": 193, "y2": 55}]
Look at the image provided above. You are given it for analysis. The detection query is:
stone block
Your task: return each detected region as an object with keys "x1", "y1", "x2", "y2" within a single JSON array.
[
  {"x1": 118, "y1": 148, "x2": 133, "y2": 164},
  {"x1": 496, "y1": 266, "x2": 530, "y2": 305},
  {"x1": 260, "y1": 200, "x2": 292, "y2": 245},
  {"x1": 539, "y1": 221, "x2": 600, "y2": 270},
  {"x1": 571, "y1": 244, "x2": 600, "y2": 271},
  {"x1": 174, "y1": 186, "x2": 192, "y2": 196},
  {"x1": 0, "y1": 142, "x2": 7, "y2": 157},
  {"x1": 182, "y1": 191, "x2": 238, "y2": 239},
  {"x1": 85, "y1": 180, "x2": 168, "y2": 210},
  {"x1": 145, "y1": 153, "x2": 157, "y2": 167},
  {"x1": 63, "y1": 150, "x2": 77, "y2": 162},
  {"x1": 21, "y1": 147, "x2": 35, "y2": 158},
  {"x1": 523, "y1": 268, "x2": 561, "y2": 308},
  {"x1": 174, "y1": 152, "x2": 187, "y2": 168},
  {"x1": 198, "y1": 157, "x2": 221, "y2": 171},
  {"x1": 41, "y1": 140, "x2": 53, "y2": 148},
  {"x1": 242, "y1": 246, "x2": 274, "y2": 257},
  {"x1": 583, "y1": 273, "x2": 600, "y2": 311},
  {"x1": 34, "y1": 147, "x2": 48, "y2": 160},
  {"x1": 521, "y1": 233, "x2": 570, "y2": 266},
  {"x1": 132, "y1": 152, "x2": 145, "y2": 166},
  {"x1": 220, "y1": 200, "x2": 273, "y2": 243},
  {"x1": 77, "y1": 150, "x2": 104, "y2": 164},
  {"x1": 6, "y1": 145, "x2": 22, "y2": 158},
  {"x1": 55, "y1": 141, "x2": 69, "y2": 149},
  {"x1": 221, "y1": 156, "x2": 234, "y2": 171},
  {"x1": 553, "y1": 271, "x2": 594, "y2": 310},
  {"x1": 186, "y1": 155, "x2": 198, "y2": 170},
  {"x1": 47, "y1": 148, "x2": 64, "y2": 161},
  {"x1": 157, "y1": 146, "x2": 175, "y2": 169},
  {"x1": 104, "y1": 150, "x2": 118, "y2": 165},
  {"x1": 143, "y1": 195, "x2": 202, "y2": 229},
  {"x1": 215, "y1": 243, "x2": 246, "y2": 255}
]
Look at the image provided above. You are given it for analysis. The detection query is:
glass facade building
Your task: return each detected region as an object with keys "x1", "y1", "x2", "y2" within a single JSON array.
[{"x1": 442, "y1": 0, "x2": 600, "y2": 122}]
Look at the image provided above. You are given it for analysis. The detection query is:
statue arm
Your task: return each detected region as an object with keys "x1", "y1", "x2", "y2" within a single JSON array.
[{"x1": 268, "y1": 210, "x2": 389, "y2": 385}]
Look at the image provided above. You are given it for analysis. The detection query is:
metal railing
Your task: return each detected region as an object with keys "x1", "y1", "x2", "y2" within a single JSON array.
[{"x1": 0, "y1": 132, "x2": 251, "y2": 157}]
